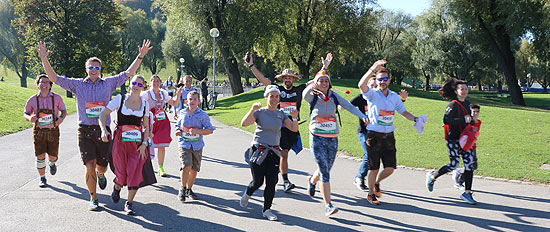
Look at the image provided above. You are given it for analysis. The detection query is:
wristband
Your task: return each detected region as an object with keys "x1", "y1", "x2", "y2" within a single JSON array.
[
  {"x1": 292, "y1": 117, "x2": 298, "y2": 121},
  {"x1": 400, "y1": 96, "x2": 406, "y2": 102},
  {"x1": 414, "y1": 117, "x2": 418, "y2": 122},
  {"x1": 249, "y1": 63, "x2": 255, "y2": 68}
]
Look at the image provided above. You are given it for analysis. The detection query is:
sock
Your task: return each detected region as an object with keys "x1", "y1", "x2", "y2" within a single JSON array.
[
  {"x1": 49, "y1": 160, "x2": 56, "y2": 166},
  {"x1": 159, "y1": 164, "x2": 164, "y2": 169},
  {"x1": 282, "y1": 174, "x2": 289, "y2": 182},
  {"x1": 40, "y1": 174, "x2": 46, "y2": 178}
]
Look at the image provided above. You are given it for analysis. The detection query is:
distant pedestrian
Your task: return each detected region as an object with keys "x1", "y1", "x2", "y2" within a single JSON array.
[
  {"x1": 163, "y1": 76, "x2": 175, "y2": 112},
  {"x1": 200, "y1": 78, "x2": 209, "y2": 110}
]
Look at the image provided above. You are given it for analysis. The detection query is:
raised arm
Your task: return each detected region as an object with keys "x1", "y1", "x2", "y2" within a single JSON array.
[
  {"x1": 167, "y1": 87, "x2": 182, "y2": 106},
  {"x1": 282, "y1": 110, "x2": 299, "y2": 132},
  {"x1": 36, "y1": 42, "x2": 59, "y2": 83},
  {"x1": 241, "y1": 102, "x2": 261, "y2": 127},
  {"x1": 126, "y1": 40, "x2": 153, "y2": 77},
  {"x1": 358, "y1": 60, "x2": 386, "y2": 93},
  {"x1": 244, "y1": 52, "x2": 271, "y2": 86}
]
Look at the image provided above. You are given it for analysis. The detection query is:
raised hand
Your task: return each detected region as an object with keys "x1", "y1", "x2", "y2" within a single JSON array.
[
  {"x1": 251, "y1": 102, "x2": 262, "y2": 111},
  {"x1": 244, "y1": 52, "x2": 254, "y2": 66},
  {"x1": 36, "y1": 41, "x2": 51, "y2": 59},
  {"x1": 321, "y1": 53, "x2": 333, "y2": 69},
  {"x1": 138, "y1": 39, "x2": 153, "y2": 58},
  {"x1": 399, "y1": 89, "x2": 409, "y2": 99},
  {"x1": 370, "y1": 59, "x2": 387, "y2": 72}
]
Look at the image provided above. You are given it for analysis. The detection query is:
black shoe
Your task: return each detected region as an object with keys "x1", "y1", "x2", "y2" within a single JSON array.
[
  {"x1": 97, "y1": 171, "x2": 107, "y2": 190},
  {"x1": 187, "y1": 189, "x2": 198, "y2": 200},
  {"x1": 39, "y1": 176, "x2": 48, "y2": 188},
  {"x1": 49, "y1": 164, "x2": 57, "y2": 176},
  {"x1": 111, "y1": 186, "x2": 121, "y2": 204},
  {"x1": 283, "y1": 181, "x2": 296, "y2": 192},
  {"x1": 124, "y1": 201, "x2": 135, "y2": 215}
]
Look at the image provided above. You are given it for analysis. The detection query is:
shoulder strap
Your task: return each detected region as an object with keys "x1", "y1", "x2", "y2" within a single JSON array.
[
  {"x1": 34, "y1": 94, "x2": 40, "y2": 126},
  {"x1": 119, "y1": 94, "x2": 125, "y2": 114},
  {"x1": 51, "y1": 94, "x2": 56, "y2": 127},
  {"x1": 330, "y1": 93, "x2": 342, "y2": 127},
  {"x1": 451, "y1": 100, "x2": 467, "y2": 116}
]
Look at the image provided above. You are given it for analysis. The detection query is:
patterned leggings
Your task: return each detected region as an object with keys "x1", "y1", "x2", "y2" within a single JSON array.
[
  {"x1": 434, "y1": 140, "x2": 478, "y2": 191},
  {"x1": 310, "y1": 133, "x2": 338, "y2": 183}
]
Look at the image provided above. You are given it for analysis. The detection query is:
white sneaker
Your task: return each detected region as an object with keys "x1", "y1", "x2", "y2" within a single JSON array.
[
  {"x1": 454, "y1": 183, "x2": 465, "y2": 190},
  {"x1": 240, "y1": 191, "x2": 251, "y2": 207},
  {"x1": 262, "y1": 209, "x2": 278, "y2": 221},
  {"x1": 452, "y1": 169, "x2": 461, "y2": 185}
]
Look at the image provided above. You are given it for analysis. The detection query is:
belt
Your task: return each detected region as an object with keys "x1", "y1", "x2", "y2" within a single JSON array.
[
  {"x1": 370, "y1": 131, "x2": 394, "y2": 137},
  {"x1": 79, "y1": 124, "x2": 101, "y2": 130}
]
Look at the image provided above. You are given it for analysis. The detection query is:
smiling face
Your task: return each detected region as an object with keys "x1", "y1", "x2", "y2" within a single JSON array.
[
  {"x1": 376, "y1": 72, "x2": 390, "y2": 91},
  {"x1": 37, "y1": 76, "x2": 51, "y2": 92},
  {"x1": 455, "y1": 83, "x2": 468, "y2": 100},
  {"x1": 184, "y1": 75, "x2": 193, "y2": 89},
  {"x1": 130, "y1": 76, "x2": 145, "y2": 94},
  {"x1": 265, "y1": 91, "x2": 280, "y2": 108},
  {"x1": 187, "y1": 92, "x2": 200, "y2": 110},
  {"x1": 282, "y1": 75, "x2": 295, "y2": 89},
  {"x1": 85, "y1": 60, "x2": 102, "y2": 79},
  {"x1": 367, "y1": 78, "x2": 378, "y2": 89},
  {"x1": 316, "y1": 76, "x2": 330, "y2": 93},
  {"x1": 151, "y1": 76, "x2": 162, "y2": 89}
]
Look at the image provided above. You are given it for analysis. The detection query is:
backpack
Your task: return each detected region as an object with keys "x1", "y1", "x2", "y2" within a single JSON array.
[{"x1": 300, "y1": 90, "x2": 342, "y2": 126}]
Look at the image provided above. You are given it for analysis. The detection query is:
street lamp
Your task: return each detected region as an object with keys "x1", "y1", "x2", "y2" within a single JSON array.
[
  {"x1": 179, "y1": 57, "x2": 185, "y2": 76},
  {"x1": 210, "y1": 28, "x2": 219, "y2": 94}
]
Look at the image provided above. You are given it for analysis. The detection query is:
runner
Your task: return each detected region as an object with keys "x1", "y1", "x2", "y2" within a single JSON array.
[
  {"x1": 98, "y1": 75, "x2": 156, "y2": 215},
  {"x1": 23, "y1": 74, "x2": 67, "y2": 187},
  {"x1": 175, "y1": 75, "x2": 197, "y2": 118},
  {"x1": 36, "y1": 40, "x2": 152, "y2": 210},
  {"x1": 452, "y1": 104, "x2": 481, "y2": 190},
  {"x1": 174, "y1": 91, "x2": 214, "y2": 202},
  {"x1": 162, "y1": 76, "x2": 176, "y2": 112},
  {"x1": 357, "y1": 60, "x2": 424, "y2": 205},
  {"x1": 244, "y1": 52, "x2": 305, "y2": 192},
  {"x1": 304, "y1": 53, "x2": 368, "y2": 216},
  {"x1": 142, "y1": 75, "x2": 182, "y2": 177},
  {"x1": 426, "y1": 78, "x2": 479, "y2": 204},
  {"x1": 350, "y1": 77, "x2": 408, "y2": 191},
  {"x1": 239, "y1": 85, "x2": 299, "y2": 221}
]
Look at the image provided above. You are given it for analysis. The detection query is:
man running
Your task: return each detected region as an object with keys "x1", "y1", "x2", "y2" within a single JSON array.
[
  {"x1": 357, "y1": 60, "x2": 425, "y2": 205},
  {"x1": 244, "y1": 53, "x2": 305, "y2": 192},
  {"x1": 36, "y1": 40, "x2": 152, "y2": 211}
]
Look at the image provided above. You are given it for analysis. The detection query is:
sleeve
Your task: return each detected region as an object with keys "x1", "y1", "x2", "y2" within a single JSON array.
[
  {"x1": 176, "y1": 111, "x2": 183, "y2": 129},
  {"x1": 201, "y1": 112, "x2": 215, "y2": 131},
  {"x1": 143, "y1": 100, "x2": 150, "y2": 114},
  {"x1": 106, "y1": 94, "x2": 122, "y2": 112},
  {"x1": 443, "y1": 102, "x2": 466, "y2": 126},
  {"x1": 279, "y1": 110, "x2": 288, "y2": 122},
  {"x1": 252, "y1": 109, "x2": 261, "y2": 123},
  {"x1": 336, "y1": 93, "x2": 366, "y2": 119},
  {"x1": 105, "y1": 72, "x2": 130, "y2": 91},
  {"x1": 54, "y1": 75, "x2": 79, "y2": 93},
  {"x1": 302, "y1": 85, "x2": 315, "y2": 103},
  {"x1": 55, "y1": 94, "x2": 66, "y2": 111},
  {"x1": 24, "y1": 96, "x2": 34, "y2": 115},
  {"x1": 141, "y1": 91, "x2": 150, "y2": 102},
  {"x1": 393, "y1": 94, "x2": 407, "y2": 114},
  {"x1": 361, "y1": 88, "x2": 376, "y2": 101}
]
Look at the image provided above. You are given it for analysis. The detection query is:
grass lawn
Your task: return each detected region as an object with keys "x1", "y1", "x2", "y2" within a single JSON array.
[{"x1": 209, "y1": 79, "x2": 550, "y2": 184}]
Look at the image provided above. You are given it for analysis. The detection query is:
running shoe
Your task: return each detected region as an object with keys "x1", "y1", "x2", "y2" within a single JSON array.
[
  {"x1": 178, "y1": 187, "x2": 186, "y2": 202},
  {"x1": 97, "y1": 171, "x2": 107, "y2": 190},
  {"x1": 283, "y1": 181, "x2": 296, "y2": 192},
  {"x1": 89, "y1": 198, "x2": 99, "y2": 211},
  {"x1": 426, "y1": 171, "x2": 435, "y2": 192},
  {"x1": 354, "y1": 177, "x2": 368, "y2": 191},
  {"x1": 452, "y1": 169, "x2": 461, "y2": 186},
  {"x1": 240, "y1": 191, "x2": 251, "y2": 207},
  {"x1": 158, "y1": 167, "x2": 167, "y2": 177},
  {"x1": 325, "y1": 204, "x2": 339, "y2": 217},
  {"x1": 262, "y1": 209, "x2": 278, "y2": 221},
  {"x1": 49, "y1": 163, "x2": 57, "y2": 176},
  {"x1": 39, "y1": 176, "x2": 47, "y2": 188},
  {"x1": 307, "y1": 176, "x2": 316, "y2": 197},
  {"x1": 124, "y1": 201, "x2": 136, "y2": 215},
  {"x1": 187, "y1": 189, "x2": 198, "y2": 200},
  {"x1": 374, "y1": 183, "x2": 382, "y2": 198},
  {"x1": 454, "y1": 183, "x2": 465, "y2": 190},
  {"x1": 111, "y1": 186, "x2": 121, "y2": 204},
  {"x1": 367, "y1": 193, "x2": 380, "y2": 205},
  {"x1": 460, "y1": 192, "x2": 478, "y2": 205}
]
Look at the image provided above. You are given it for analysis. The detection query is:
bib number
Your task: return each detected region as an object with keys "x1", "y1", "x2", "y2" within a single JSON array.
[
  {"x1": 38, "y1": 112, "x2": 54, "y2": 126},
  {"x1": 155, "y1": 111, "x2": 166, "y2": 121},
  {"x1": 314, "y1": 117, "x2": 337, "y2": 135},
  {"x1": 182, "y1": 126, "x2": 200, "y2": 142},
  {"x1": 280, "y1": 102, "x2": 297, "y2": 116},
  {"x1": 377, "y1": 110, "x2": 395, "y2": 126},
  {"x1": 85, "y1": 101, "x2": 105, "y2": 118},
  {"x1": 121, "y1": 125, "x2": 142, "y2": 142}
]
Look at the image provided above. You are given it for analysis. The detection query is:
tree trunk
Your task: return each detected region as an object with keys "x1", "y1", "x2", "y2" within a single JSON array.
[
  {"x1": 217, "y1": 38, "x2": 243, "y2": 95},
  {"x1": 296, "y1": 63, "x2": 310, "y2": 81},
  {"x1": 477, "y1": 77, "x2": 482, "y2": 91},
  {"x1": 20, "y1": 59, "x2": 28, "y2": 88},
  {"x1": 423, "y1": 70, "x2": 430, "y2": 91},
  {"x1": 497, "y1": 79, "x2": 502, "y2": 95}
]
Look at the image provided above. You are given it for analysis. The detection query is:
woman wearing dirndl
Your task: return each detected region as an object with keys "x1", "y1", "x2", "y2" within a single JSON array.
[
  {"x1": 142, "y1": 75, "x2": 182, "y2": 177},
  {"x1": 99, "y1": 75, "x2": 157, "y2": 215}
]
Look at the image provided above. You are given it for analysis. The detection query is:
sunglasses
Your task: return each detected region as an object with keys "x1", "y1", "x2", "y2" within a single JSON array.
[
  {"x1": 377, "y1": 77, "x2": 389, "y2": 82},
  {"x1": 88, "y1": 66, "x2": 101, "y2": 71},
  {"x1": 132, "y1": 81, "x2": 144, "y2": 87}
]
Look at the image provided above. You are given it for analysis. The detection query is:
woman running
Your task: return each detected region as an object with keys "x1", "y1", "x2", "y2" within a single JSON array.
[
  {"x1": 426, "y1": 78, "x2": 478, "y2": 204},
  {"x1": 99, "y1": 75, "x2": 157, "y2": 215}
]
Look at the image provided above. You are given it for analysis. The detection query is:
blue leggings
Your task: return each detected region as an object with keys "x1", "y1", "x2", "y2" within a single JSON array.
[{"x1": 310, "y1": 133, "x2": 338, "y2": 183}]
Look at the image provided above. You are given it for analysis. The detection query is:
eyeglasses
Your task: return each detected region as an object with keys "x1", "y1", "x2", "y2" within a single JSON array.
[
  {"x1": 377, "y1": 77, "x2": 389, "y2": 82},
  {"x1": 88, "y1": 66, "x2": 101, "y2": 71},
  {"x1": 132, "y1": 81, "x2": 144, "y2": 87}
]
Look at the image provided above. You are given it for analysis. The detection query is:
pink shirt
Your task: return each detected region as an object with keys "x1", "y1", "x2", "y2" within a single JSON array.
[{"x1": 24, "y1": 92, "x2": 66, "y2": 129}]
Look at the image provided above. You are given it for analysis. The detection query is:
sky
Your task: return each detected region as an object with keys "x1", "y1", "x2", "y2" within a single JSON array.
[{"x1": 377, "y1": 0, "x2": 432, "y2": 17}]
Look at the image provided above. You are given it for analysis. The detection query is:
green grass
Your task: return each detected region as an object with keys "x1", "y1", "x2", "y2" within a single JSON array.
[
  {"x1": 0, "y1": 82, "x2": 77, "y2": 135},
  {"x1": 209, "y1": 80, "x2": 550, "y2": 184}
]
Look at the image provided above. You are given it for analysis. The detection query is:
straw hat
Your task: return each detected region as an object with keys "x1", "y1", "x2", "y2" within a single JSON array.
[{"x1": 274, "y1": 69, "x2": 302, "y2": 81}]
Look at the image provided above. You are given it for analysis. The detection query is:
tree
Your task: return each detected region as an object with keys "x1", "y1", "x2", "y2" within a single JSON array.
[
  {"x1": 162, "y1": 23, "x2": 210, "y2": 81},
  {"x1": 0, "y1": 0, "x2": 28, "y2": 87},
  {"x1": 142, "y1": 18, "x2": 165, "y2": 74},
  {"x1": 448, "y1": 0, "x2": 546, "y2": 105},
  {"x1": 14, "y1": 0, "x2": 125, "y2": 96}
]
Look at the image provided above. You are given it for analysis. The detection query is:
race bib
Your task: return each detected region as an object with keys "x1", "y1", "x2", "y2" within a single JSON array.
[
  {"x1": 377, "y1": 110, "x2": 395, "y2": 126},
  {"x1": 314, "y1": 117, "x2": 337, "y2": 135},
  {"x1": 121, "y1": 125, "x2": 142, "y2": 142},
  {"x1": 364, "y1": 105, "x2": 368, "y2": 112},
  {"x1": 38, "y1": 112, "x2": 54, "y2": 126},
  {"x1": 182, "y1": 99, "x2": 188, "y2": 110},
  {"x1": 155, "y1": 111, "x2": 166, "y2": 121},
  {"x1": 280, "y1": 102, "x2": 297, "y2": 116},
  {"x1": 85, "y1": 101, "x2": 105, "y2": 118},
  {"x1": 181, "y1": 126, "x2": 200, "y2": 142}
]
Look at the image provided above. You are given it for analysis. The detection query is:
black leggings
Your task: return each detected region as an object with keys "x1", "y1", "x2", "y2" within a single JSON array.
[
  {"x1": 246, "y1": 150, "x2": 280, "y2": 211},
  {"x1": 434, "y1": 140, "x2": 477, "y2": 191}
]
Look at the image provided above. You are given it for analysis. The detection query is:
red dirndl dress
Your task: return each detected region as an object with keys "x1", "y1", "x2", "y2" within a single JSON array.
[{"x1": 147, "y1": 91, "x2": 172, "y2": 147}]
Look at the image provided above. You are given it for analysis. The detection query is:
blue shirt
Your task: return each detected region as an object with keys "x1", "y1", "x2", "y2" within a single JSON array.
[
  {"x1": 362, "y1": 88, "x2": 406, "y2": 133},
  {"x1": 177, "y1": 87, "x2": 198, "y2": 112},
  {"x1": 176, "y1": 108, "x2": 215, "y2": 150}
]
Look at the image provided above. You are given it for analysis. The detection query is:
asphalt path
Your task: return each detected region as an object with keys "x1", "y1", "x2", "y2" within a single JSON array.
[{"x1": 1, "y1": 111, "x2": 548, "y2": 231}]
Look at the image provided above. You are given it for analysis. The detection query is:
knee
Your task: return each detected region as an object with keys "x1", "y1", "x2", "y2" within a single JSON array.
[
  {"x1": 85, "y1": 160, "x2": 96, "y2": 172},
  {"x1": 385, "y1": 167, "x2": 395, "y2": 174}
]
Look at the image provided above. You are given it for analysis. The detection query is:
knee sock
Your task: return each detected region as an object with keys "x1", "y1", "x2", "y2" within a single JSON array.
[
  {"x1": 463, "y1": 170, "x2": 474, "y2": 191},
  {"x1": 433, "y1": 166, "x2": 452, "y2": 179},
  {"x1": 282, "y1": 173, "x2": 289, "y2": 182},
  {"x1": 36, "y1": 158, "x2": 46, "y2": 170}
]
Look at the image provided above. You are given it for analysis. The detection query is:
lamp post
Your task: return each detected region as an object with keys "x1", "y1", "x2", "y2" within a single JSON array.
[
  {"x1": 179, "y1": 57, "x2": 185, "y2": 79},
  {"x1": 210, "y1": 28, "x2": 219, "y2": 94}
]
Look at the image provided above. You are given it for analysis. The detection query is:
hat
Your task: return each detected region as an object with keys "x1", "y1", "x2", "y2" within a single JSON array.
[
  {"x1": 275, "y1": 69, "x2": 302, "y2": 81},
  {"x1": 264, "y1": 85, "x2": 280, "y2": 97},
  {"x1": 314, "y1": 69, "x2": 330, "y2": 82}
]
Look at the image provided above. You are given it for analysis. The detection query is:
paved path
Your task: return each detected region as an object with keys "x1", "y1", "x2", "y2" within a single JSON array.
[{"x1": 1, "y1": 112, "x2": 548, "y2": 231}]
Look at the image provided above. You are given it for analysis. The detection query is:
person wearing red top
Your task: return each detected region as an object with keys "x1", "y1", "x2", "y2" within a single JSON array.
[{"x1": 452, "y1": 104, "x2": 481, "y2": 190}]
